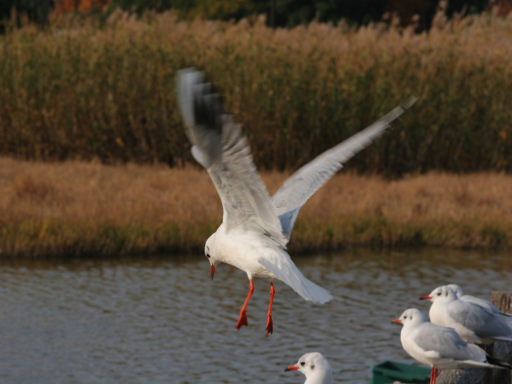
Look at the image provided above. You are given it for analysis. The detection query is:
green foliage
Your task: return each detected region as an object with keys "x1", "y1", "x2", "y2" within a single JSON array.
[
  {"x1": 0, "y1": 0, "x2": 492, "y2": 31},
  {"x1": 0, "y1": 0, "x2": 53, "y2": 27},
  {"x1": 189, "y1": 0, "x2": 265, "y2": 20},
  {"x1": 111, "y1": 0, "x2": 172, "y2": 14}
]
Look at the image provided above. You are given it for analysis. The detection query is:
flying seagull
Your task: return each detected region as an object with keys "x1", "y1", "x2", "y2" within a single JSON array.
[{"x1": 177, "y1": 67, "x2": 416, "y2": 335}]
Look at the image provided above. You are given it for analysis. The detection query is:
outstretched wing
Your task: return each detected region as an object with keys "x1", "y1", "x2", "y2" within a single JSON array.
[
  {"x1": 272, "y1": 97, "x2": 417, "y2": 242},
  {"x1": 177, "y1": 68, "x2": 285, "y2": 245}
]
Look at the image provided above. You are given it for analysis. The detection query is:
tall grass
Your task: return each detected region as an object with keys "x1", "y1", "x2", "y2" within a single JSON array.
[
  {"x1": 2, "y1": 157, "x2": 512, "y2": 258},
  {"x1": 0, "y1": 11, "x2": 511, "y2": 174}
]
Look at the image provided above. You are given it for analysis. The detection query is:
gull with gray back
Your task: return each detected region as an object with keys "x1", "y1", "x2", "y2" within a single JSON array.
[
  {"x1": 392, "y1": 308, "x2": 510, "y2": 384},
  {"x1": 421, "y1": 285, "x2": 512, "y2": 344}
]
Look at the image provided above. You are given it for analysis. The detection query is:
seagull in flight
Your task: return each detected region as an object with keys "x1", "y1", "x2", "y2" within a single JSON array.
[{"x1": 177, "y1": 68, "x2": 416, "y2": 335}]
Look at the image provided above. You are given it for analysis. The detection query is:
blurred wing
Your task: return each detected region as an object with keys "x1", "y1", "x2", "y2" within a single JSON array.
[
  {"x1": 272, "y1": 97, "x2": 417, "y2": 242},
  {"x1": 177, "y1": 68, "x2": 285, "y2": 245}
]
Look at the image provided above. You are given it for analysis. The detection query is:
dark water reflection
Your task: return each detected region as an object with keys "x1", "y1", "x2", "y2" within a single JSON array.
[{"x1": 1, "y1": 248, "x2": 511, "y2": 383}]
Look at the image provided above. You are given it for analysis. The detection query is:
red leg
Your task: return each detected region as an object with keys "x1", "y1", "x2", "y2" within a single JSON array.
[
  {"x1": 266, "y1": 282, "x2": 275, "y2": 336},
  {"x1": 430, "y1": 367, "x2": 434, "y2": 384},
  {"x1": 236, "y1": 278, "x2": 254, "y2": 330},
  {"x1": 432, "y1": 367, "x2": 438, "y2": 384}
]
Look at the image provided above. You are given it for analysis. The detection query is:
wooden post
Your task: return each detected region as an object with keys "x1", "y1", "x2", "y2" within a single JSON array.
[
  {"x1": 437, "y1": 291, "x2": 512, "y2": 384},
  {"x1": 491, "y1": 291, "x2": 512, "y2": 314},
  {"x1": 488, "y1": 291, "x2": 512, "y2": 384}
]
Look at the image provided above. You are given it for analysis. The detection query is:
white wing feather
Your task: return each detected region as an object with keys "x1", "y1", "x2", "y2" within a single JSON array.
[
  {"x1": 272, "y1": 97, "x2": 417, "y2": 242},
  {"x1": 177, "y1": 68, "x2": 286, "y2": 245}
]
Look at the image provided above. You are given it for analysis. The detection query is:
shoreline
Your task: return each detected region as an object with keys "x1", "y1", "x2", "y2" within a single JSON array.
[{"x1": 1, "y1": 157, "x2": 512, "y2": 258}]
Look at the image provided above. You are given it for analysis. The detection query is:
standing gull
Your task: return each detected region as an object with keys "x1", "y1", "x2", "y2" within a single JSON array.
[
  {"x1": 285, "y1": 352, "x2": 332, "y2": 384},
  {"x1": 420, "y1": 285, "x2": 512, "y2": 344},
  {"x1": 392, "y1": 308, "x2": 510, "y2": 384},
  {"x1": 177, "y1": 68, "x2": 416, "y2": 335}
]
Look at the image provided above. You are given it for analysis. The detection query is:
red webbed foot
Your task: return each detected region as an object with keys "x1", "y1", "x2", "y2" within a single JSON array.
[
  {"x1": 236, "y1": 310, "x2": 248, "y2": 329},
  {"x1": 266, "y1": 314, "x2": 273, "y2": 336}
]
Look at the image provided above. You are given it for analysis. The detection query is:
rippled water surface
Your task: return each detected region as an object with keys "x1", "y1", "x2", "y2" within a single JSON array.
[{"x1": 1, "y1": 249, "x2": 512, "y2": 383}]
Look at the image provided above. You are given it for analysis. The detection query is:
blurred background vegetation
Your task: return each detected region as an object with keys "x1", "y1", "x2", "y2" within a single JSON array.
[
  {"x1": 0, "y1": 0, "x2": 511, "y2": 177},
  {"x1": 1, "y1": 0, "x2": 508, "y2": 30}
]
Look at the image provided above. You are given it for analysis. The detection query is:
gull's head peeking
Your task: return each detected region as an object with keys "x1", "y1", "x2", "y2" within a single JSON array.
[
  {"x1": 205, "y1": 233, "x2": 218, "y2": 279},
  {"x1": 447, "y1": 283, "x2": 464, "y2": 297},
  {"x1": 421, "y1": 285, "x2": 457, "y2": 303},
  {"x1": 285, "y1": 352, "x2": 332, "y2": 384},
  {"x1": 392, "y1": 308, "x2": 427, "y2": 327}
]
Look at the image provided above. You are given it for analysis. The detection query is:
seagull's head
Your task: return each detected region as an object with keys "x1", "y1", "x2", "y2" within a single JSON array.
[
  {"x1": 392, "y1": 308, "x2": 427, "y2": 327},
  {"x1": 447, "y1": 283, "x2": 464, "y2": 298},
  {"x1": 420, "y1": 285, "x2": 457, "y2": 303},
  {"x1": 285, "y1": 352, "x2": 332, "y2": 384},
  {"x1": 205, "y1": 233, "x2": 218, "y2": 280}
]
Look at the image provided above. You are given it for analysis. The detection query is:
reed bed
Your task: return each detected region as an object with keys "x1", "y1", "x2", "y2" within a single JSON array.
[
  {"x1": 1, "y1": 157, "x2": 512, "y2": 258},
  {"x1": 0, "y1": 12, "x2": 511, "y2": 175}
]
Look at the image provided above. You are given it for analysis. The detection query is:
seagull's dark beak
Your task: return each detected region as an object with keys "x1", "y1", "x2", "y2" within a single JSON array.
[
  {"x1": 210, "y1": 264, "x2": 215, "y2": 280},
  {"x1": 420, "y1": 295, "x2": 432, "y2": 301},
  {"x1": 285, "y1": 365, "x2": 299, "y2": 372},
  {"x1": 391, "y1": 318, "x2": 402, "y2": 325}
]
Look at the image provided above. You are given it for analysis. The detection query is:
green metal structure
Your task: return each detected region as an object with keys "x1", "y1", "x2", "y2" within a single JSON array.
[{"x1": 371, "y1": 361, "x2": 430, "y2": 384}]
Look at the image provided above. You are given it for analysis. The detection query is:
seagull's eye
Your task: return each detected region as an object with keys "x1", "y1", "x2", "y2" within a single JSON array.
[
  {"x1": 310, "y1": 364, "x2": 315, "y2": 370},
  {"x1": 206, "y1": 253, "x2": 211, "y2": 258},
  {"x1": 300, "y1": 362, "x2": 305, "y2": 367},
  {"x1": 404, "y1": 315, "x2": 407, "y2": 319},
  {"x1": 437, "y1": 291, "x2": 442, "y2": 296}
]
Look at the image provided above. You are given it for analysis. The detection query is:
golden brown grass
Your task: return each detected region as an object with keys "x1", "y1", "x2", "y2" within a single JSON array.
[
  {"x1": 2, "y1": 157, "x2": 512, "y2": 258},
  {"x1": 0, "y1": 12, "x2": 512, "y2": 174}
]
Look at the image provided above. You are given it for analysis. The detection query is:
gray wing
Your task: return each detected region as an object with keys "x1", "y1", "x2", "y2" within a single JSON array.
[
  {"x1": 449, "y1": 300, "x2": 512, "y2": 340},
  {"x1": 461, "y1": 295, "x2": 512, "y2": 317},
  {"x1": 272, "y1": 97, "x2": 417, "y2": 242},
  {"x1": 177, "y1": 68, "x2": 285, "y2": 245},
  {"x1": 415, "y1": 323, "x2": 484, "y2": 361}
]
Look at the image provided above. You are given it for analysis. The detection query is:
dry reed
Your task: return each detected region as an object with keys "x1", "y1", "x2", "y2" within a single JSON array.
[
  {"x1": 0, "y1": 12, "x2": 511, "y2": 174},
  {"x1": 2, "y1": 157, "x2": 512, "y2": 258}
]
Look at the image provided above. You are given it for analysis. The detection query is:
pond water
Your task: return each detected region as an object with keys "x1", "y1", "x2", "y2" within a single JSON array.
[{"x1": 1, "y1": 248, "x2": 511, "y2": 383}]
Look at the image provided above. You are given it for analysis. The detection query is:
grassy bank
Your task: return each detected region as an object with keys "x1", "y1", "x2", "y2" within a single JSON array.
[
  {"x1": 1, "y1": 157, "x2": 512, "y2": 258},
  {"x1": 0, "y1": 12, "x2": 511, "y2": 175}
]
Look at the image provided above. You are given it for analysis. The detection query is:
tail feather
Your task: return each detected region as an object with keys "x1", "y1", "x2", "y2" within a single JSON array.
[
  {"x1": 257, "y1": 253, "x2": 333, "y2": 304},
  {"x1": 459, "y1": 360, "x2": 498, "y2": 369},
  {"x1": 298, "y1": 277, "x2": 333, "y2": 304}
]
